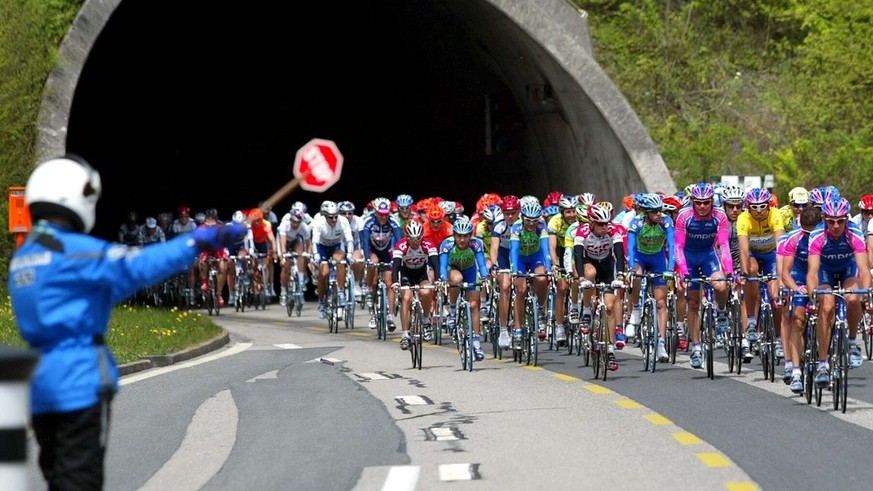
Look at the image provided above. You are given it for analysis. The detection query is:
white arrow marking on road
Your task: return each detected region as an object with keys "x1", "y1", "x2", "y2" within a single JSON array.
[{"x1": 139, "y1": 389, "x2": 238, "y2": 491}]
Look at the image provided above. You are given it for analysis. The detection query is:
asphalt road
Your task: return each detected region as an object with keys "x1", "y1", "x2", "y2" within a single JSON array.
[{"x1": 24, "y1": 300, "x2": 873, "y2": 490}]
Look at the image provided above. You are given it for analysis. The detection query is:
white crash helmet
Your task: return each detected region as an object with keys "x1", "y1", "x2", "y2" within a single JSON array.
[
  {"x1": 26, "y1": 155, "x2": 102, "y2": 233},
  {"x1": 232, "y1": 210, "x2": 246, "y2": 224},
  {"x1": 321, "y1": 200, "x2": 338, "y2": 216}
]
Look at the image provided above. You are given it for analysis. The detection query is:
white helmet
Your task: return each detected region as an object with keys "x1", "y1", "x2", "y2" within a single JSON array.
[
  {"x1": 232, "y1": 210, "x2": 246, "y2": 224},
  {"x1": 321, "y1": 200, "x2": 338, "y2": 216},
  {"x1": 26, "y1": 156, "x2": 102, "y2": 233}
]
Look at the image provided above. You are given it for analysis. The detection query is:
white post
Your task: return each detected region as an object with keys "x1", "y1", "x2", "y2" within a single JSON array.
[{"x1": 0, "y1": 346, "x2": 39, "y2": 491}]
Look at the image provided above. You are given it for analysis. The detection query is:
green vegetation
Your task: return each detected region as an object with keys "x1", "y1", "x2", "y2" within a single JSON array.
[
  {"x1": 576, "y1": 0, "x2": 873, "y2": 198},
  {"x1": 0, "y1": 297, "x2": 224, "y2": 365}
]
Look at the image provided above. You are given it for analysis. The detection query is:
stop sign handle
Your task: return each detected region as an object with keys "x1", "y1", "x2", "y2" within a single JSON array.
[{"x1": 259, "y1": 168, "x2": 312, "y2": 214}]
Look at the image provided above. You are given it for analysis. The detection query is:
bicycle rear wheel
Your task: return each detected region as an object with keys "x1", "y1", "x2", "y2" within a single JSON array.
[
  {"x1": 642, "y1": 301, "x2": 653, "y2": 372},
  {"x1": 704, "y1": 306, "x2": 715, "y2": 380},
  {"x1": 863, "y1": 313, "x2": 873, "y2": 361},
  {"x1": 411, "y1": 307, "x2": 422, "y2": 369}
]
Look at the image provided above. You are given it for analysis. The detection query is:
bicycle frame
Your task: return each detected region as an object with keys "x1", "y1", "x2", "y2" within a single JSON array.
[
  {"x1": 746, "y1": 274, "x2": 779, "y2": 383},
  {"x1": 397, "y1": 284, "x2": 436, "y2": 370}
]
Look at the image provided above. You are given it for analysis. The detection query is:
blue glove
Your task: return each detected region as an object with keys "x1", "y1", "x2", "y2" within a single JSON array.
[{"x1": 192, "y1": 224, "x2": 247, "y2": 251}]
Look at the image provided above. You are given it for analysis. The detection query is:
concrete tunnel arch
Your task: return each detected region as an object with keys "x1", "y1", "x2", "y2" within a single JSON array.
[{"x1": 36, "y1": 0, "x2": 675, "y2": 239}]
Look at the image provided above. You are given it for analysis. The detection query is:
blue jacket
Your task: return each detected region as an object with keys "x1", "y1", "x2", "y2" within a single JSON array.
[{"x1": 9, "y1": 220, "x2": 201, "y2": 415}]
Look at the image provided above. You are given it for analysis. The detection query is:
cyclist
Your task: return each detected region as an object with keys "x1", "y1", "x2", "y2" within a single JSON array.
[
  {"x1": 196, "y1": 208, "x2": 229, "y2": 307},
  {"x1": 226, "y1": 210, "x2": 250, "y2": 306},
  {"x1": 422, "y1": 204, "x2": 453, "y2": 249},
  {"x1": 291, "y1": 201, "x2": 314, "y2": 225},
  {"x1": 475, "y1": 204, "x2": 500, "y2": 325},
  {"x1": 393, "y1": 194, "x2": 416, "y2": 229},
  {"x1": 778, "y1": 205, "x2": 821, "y2": 392},
  {"x1": 853, "y1": 194, "x2": 873, "y2": 267},
  {"x1": 142, "y1": 217, "x2": 166, "y2": 245},
  {"x1": 311, "y1": 201, "x2": 354, "y2": 320},
  {"x1": 489, "y1": 195, "x2": 521, "y2": 350},
  {"x1": 626, "y1": 193, "x2": 676, "y2": 362},
  {"x1": 511, "y1": 201, "x2": 552, "y2": 343},
  {"x1": 118, "y1": 211, "x2": 143, "y2": 246},
  {"x1": 392, "y1": 220, "x2": 440, "y2": 350},
  {"x1": 737, "y1": 187, "x2": 785, "y2": 359},
  {"x1": 546, "y1": 195, "x2": 577, "y2": 346},
  {"x1": 338, "y1": 200, "x2": 366, "y2": 301},
  {"x1": 247, "y1": 208, "x2": 279, "y2": 301},
  {"x1": 170, "y1": 205, "x2": 198, "y2": 303},
  {"x1": 277, "y1": 209, "x2": 312, "y2": 307},
  {"x1": 662, "y1": 194, "x2": 689, "y2": 349},
  {"x1": 807, "y1": 196, "x2": 872, "y2": 386},
  {"x1": 562, "y1": 202, "x2": 589, "y2": 332},
  {"x1": 574, "y1": 203, "x2": 627, "y2": 371},
  {"x1": 674, "y1": 182, "x2": 734, "y2": 369},
  {"x1": 362, "y1": 197, "x2": 403, "y2": 330},
  {"x1": 438, "y1": 216, "x2": 489, "y2": 361}
]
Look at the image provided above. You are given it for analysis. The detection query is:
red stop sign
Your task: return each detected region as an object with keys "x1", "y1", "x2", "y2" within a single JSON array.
[{"x1": 293, "y1": 138, "x2": 344, "y2": 193}]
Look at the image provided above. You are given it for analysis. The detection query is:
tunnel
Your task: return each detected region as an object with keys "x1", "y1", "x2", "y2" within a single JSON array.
[{"x1": 36, "y1": 0, "x2": 675, "y2": 241}]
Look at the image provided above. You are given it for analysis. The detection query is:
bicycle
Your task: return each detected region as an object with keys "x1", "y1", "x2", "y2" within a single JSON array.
[
  {"x1": 282, "y1": 252, "x2": 309, "y2": 317},
  {"x1": 813, "y1": 287, "x2": 869, "y2": 413},
  {"x1": 746, "y1": 274, "x2": 780, "y2": 383},
  {"x1": 630, "y1": 272, "x2": 665, "y2": 373},
  {"x1": 324, "y1": 258, "x2": 349, "y2": 334},
  {"x1": 366, "y1": 261, "x2": 393, "y2": 340},
  {"x1": 685, "y1": 276, "x2": 731, "y2": 380},
  {"x1": 862, "y1": 310, "x2": 873, "y2": 361},
  {"x1": 253, "y1": 252, "x2": 270, "y2": 310},
  {"x1": 665, "y1": 275, "x2": 680, "y2": 364},
  {"x1": 512, "y1": 272, "x2": 552, "y2": 367},
  {"x1": 799, "y1": 295, "x2": 818, "y2": 405},
  {"x1": 725, "y1": 278, "x2": 744, "y2": 374},
  {"x1": 581, "y1": 282, "x2": 617, "y2": 381},
  {"x1": 396, "y1": 284, "x2": 436, "y2": 369},
  {"x1": 438, "y1": 281, "x2": 485, "y2": 371},
  {"x1": 202, "y1": 256, "x2": 221, "y2": 316}
]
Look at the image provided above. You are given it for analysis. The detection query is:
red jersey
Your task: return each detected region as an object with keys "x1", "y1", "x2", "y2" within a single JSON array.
[
  {"x1": 423, "y1": 221, "x2": 453, "y2": 248},
  {"x1": 393, "y1": 237, "x2": 438, "y2": 270}
]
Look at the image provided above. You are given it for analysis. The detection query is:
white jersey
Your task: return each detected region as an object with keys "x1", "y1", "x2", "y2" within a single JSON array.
[
  {"x1": 311, "y1": 213, "x2": 354, "y2": 254},
  {"x1": 347, "y1": 215, "x2": 365, "y2": 250},
  {"x1": 850, "y1": 213, "x2": 873, "y2": 236},
  {"x1": 278, "y1": 220, "x2": 311, "y2": 244}
]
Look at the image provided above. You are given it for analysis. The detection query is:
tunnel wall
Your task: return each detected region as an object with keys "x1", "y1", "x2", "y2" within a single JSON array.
[{"x1": 36, "y1": 0, "x2": 676, "y2": 207}]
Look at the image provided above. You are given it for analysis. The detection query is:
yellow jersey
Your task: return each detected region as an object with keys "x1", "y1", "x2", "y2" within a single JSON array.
[
  {"x1": 736, "y1": 208, "x2": 784, "y2": 253},
  {"x1": 475, "y1": 220, "x2": 492, "y2": 256}
]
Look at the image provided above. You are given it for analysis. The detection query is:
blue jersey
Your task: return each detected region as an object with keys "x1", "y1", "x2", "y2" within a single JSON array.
[
  {"x1": 361, "y1": 214, "x2": 403, "y2": 256},
  {"x1": 439, "y1": 237, "x2": 488, "y2": 280},
  {"x1": 9, "y1": 220, "x2": 200, "y2": 414}
]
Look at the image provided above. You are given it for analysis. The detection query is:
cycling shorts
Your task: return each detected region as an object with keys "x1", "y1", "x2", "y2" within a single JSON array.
[
  {"x1": 634, "y1": 251, "x2": 668, "y2": 286},
  {"x1": 580, "y1": 256, "x2": 616, "y2": 285},
  {"x1": 683, "y1": 250, "x2": 723, "y2": 291}
]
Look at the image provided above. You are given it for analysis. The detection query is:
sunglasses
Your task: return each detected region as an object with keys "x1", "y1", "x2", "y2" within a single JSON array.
[
  {"x1": 523, "y1": 218, "x2": 539, "y2": 223},
  {"x1": 326, "y1": 215, "x2": 338, "y2": 220},
  {"x1": 825, "y1": 218, "x2": 847, "y2": 225},
  {"x1": 792, "y1": 203, "x2": 808, "y2": 209},
  {"x1": 692, "y1": 200, "x2": 712, "y2": 206},
  {"x1": 748, "y1": 203, "x2": 769, "y2": 211},
  {"x1": 725, "y1": 203, "x2": 743, "y2": 210},
  {"x1": 863, "y1": 210, "x2": 873, "y2": 215},
  {"x1": 592, "y1": 221, "x2": 609, "y2": 227},
  {"x1": 340, "y1": 212, "x2": 354, "y2": 216}
]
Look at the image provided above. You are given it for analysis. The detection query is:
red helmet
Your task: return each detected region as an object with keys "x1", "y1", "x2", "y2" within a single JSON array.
[
  {"x1": 177, "y1": 205, "x2": 191, "y2": 216},
  {"x1": 544, "y1": 191, "x2": 564, "y2": 208},
  {"x1": 248, "y1": 209, "x2": 263, "y2": 221},
  {"x1": 502, "y1": 195, "x2": 520, "y2": 212},
  {"x1": 427, "y1": 205, "x2": 446, "y2": 221},
  {"x1": 662, "y1": 196, "x2": 682, "y2": 212},
  {"x1": 859, "y1": 194, "x2": 873, "y2": 211}
]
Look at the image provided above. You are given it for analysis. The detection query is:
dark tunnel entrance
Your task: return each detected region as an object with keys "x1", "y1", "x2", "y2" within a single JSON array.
[{"x1": 69, "y1": 1, "x2": 529, "y2": 240}]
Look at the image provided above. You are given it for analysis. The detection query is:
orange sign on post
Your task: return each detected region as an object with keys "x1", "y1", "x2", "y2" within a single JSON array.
[{"x1": 9, "y1": 186, "x2": 30, "y2": 247}]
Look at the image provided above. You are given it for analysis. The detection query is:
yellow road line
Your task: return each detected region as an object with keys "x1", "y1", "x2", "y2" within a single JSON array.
[
  {"x1": 553, "y1": 373, "x2": 579, "y2": 382},
  {"x1": 673, "y1": 432, "x2": 702, "y2": 445},
  {"x1": 584, "y1": 384, "x2": 613, "y2": 394},
  {"x1": 523, "y1": 365, "x2": 544, "y2": 371},
  {"x1": 696, "y1": 452, "x2": 732, "y2": 467},
  {"x1": 644, "y1": 414, "x2": 671, "y2": 425},
  {"x1": 726, "y1": 482, "x2": 759, "y2": 491},
  {"x1": 614, "y1": 399, "x2": 643, "y2": 409}
]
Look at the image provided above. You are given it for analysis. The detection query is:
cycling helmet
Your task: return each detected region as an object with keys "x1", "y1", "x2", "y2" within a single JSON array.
[
  {"x1": 126, "y1": 211, "x2": 138, "y2": 222},
  {"x1": 452, "y1": 216, "x2": 474, "y2": 235},
  {"x1": 439, "y1": 200, "x2": 456, "y2": 216},
  {"x1": 320, "y1": 200, "x2": 338, "y2": 215},
  {"x1": 544, "y1": 191, "x2": 564, "y2": 208},
  {"x1": 722, "y1": 185, "x2": 745, "y2": 203},
  {"x1": 291, "y1": 201, "x2": 307, "y2": 213},
  {"x1": 587, "y1": 203, "x2": 612, "y2": 223},
  {"x1": 575, "y1": 203, "x2": 589, "y2": 222},
  {"x1": 248, "y1": 208, "x2": 263, "y2": 221},
  {"x1": 404, "y1": 220, "x2": 424, "y2": 239},
  {"x1": 520, "y1": 195, "x2": 540, "y2": 208},
  {"x1": 338, "y1": 201, "x2": 355, "y2": 213},
  {"x1": 521, "y1": 202, "x2": 542, "y2": 219},
  {"x1": 145, "y1": 217, "x2": 157, "y2": 229},
  {"x1": 157, "y1": 212, "x2": 172, "y2": 224},
  {"x1": 597, "y1": 201, "x2": 614, "y2": 217},
  {"x1": 745, "y1": 187, "x2": 771, "y2": 204},
  {"x1": 177, "y1": 205, "x2": 191, "y2": 217},
  {"x1": 690, "y1": 182, "x2": 715, "y2": 200},
  {"x1": 194, "y1": 212, "x2": 206, "y2": 224},
  {"x1": 662, "y1": 196, "x2": 682, "y2": 212},
  {"x1": 788, "y1": 187, "x2": 809, "y2": 205},
  {"x1": 205, "y1": 208, "x2": 218, "y2": 219},
  {"x1": 558, "y1": 195, "x2": 577, "y2": 210},
  {"x1": 808, "y1": 187, "x2": 825, "y2": 207},
  {"x1": 821, "y1": 185, "x2": 840, "y2": 199},
  {"x1": 454, "y1": 201, "x2": 465, "y2": 215},
  {"x1": 684, "y1": 183, "x2": 695, "y2": 196},
  {"x1": 289, "y1": 209, "x2": 303, "y2": 222},
  {"x1": 396, "y1": 194, "x2": 414, "y2": 208},
  {"x1": 822, "y1": 197, "x2": 851, "y2": 218},
  {"x1": 622, "y1": 195, "x2": 634, "y2": 211},
  {"x1": 502, "y1": 195, "x2": 521, "y2": 212},
  {"x1": 481, "y1": 204, "x2": 504, "y2": 223},
  {"x1": 577, "y1": 192, "x2": 597, "y2": 206},
  {"x1": 321, "y1": 201, "x2": 339, "y2": 216},
  {"x1": 543, "y1": 205, "x2": 559, "y2": 217},
  {"x1": 232, "y1": 210, "x2": 246, "y2": 224},
  {"x1": 427, "y1": 204, "x2": 446, "y2": 221},
  {"x1": 636, "y1": 193, "x2": 663, "y2": 211},
  {"x1": 859, "y1": 194, "x2": 873, "y2": 211}
]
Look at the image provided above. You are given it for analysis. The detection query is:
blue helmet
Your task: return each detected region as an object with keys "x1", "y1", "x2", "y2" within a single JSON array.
[
  {"x1": 690, "y1": 182, "x2": 715, "y2": 200},
  {"x1": 396, "y1": 194, "x2": 414, "y2": 208},
  {"x1": 453, "y1": 216, "x2": 474, "y2": 235},
  {"x1": 822, "y1": 197, "x2": 850, "y2": 218},
  {"x1": 745, "y1": 188, "x2": 771, "y2": 204},
  {"x1": 543, "y1": 205, "x2": 559, "y2": 217},
  {"x1": 636, "y1": 193, "x2": 663, "y2": 211},
  {"x1": 521, "y1": 202, "x2": 542, "y2": 219}
]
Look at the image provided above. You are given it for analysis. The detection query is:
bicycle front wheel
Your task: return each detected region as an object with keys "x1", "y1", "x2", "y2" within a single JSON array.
[
  {"x1": 642, "y1": 301, "x2": 653, "y2": 372},
  {"x1": 411, "y1": 306, "x2": 422, "y2": 369},
  {"x1": 704, "y1": 306, "x2": 715, "y2": 380}
]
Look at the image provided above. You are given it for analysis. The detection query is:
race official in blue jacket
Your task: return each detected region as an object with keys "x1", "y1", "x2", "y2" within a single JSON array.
[{"x1": 8, "y1": 155, "x2": 245, "y2": 490}]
